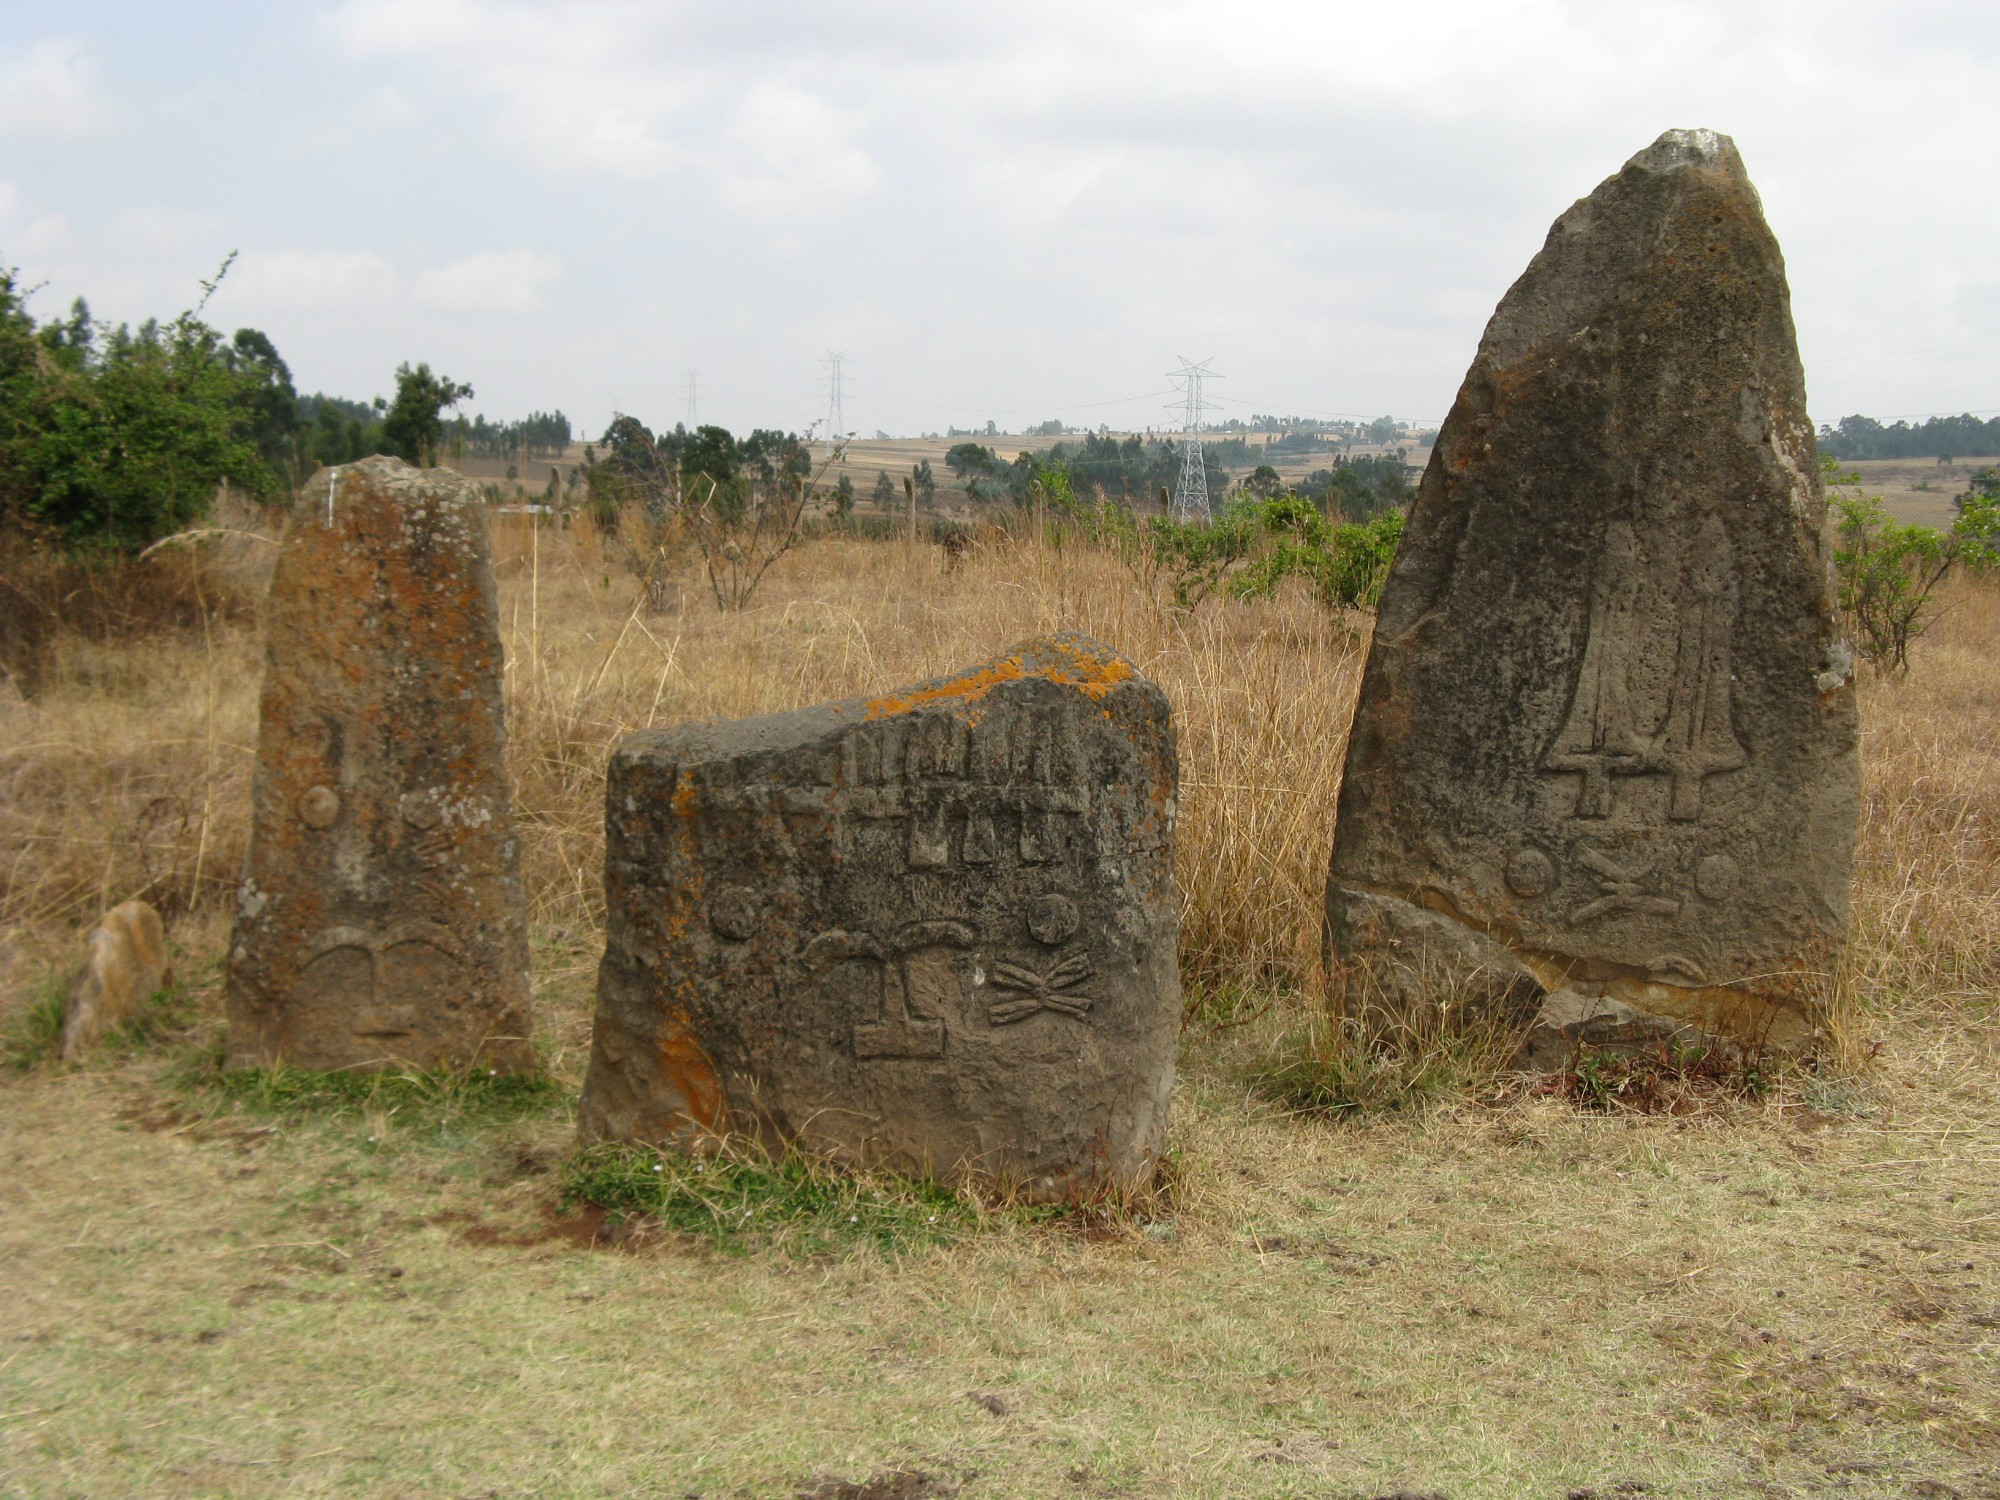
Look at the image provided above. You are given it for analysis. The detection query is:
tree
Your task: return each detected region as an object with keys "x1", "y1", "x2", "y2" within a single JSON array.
[
  {"x1": 0, "y1": 262, "x2": 283, "y2": 550},
  {"x1": 1244, "y1": 463, "x2": 1284, "y2": 498},
  {"x1": 1305, "y1": 455, "x2": 1411, "y2": 521},
  {"x1": 588, "y1": 416, "x2": 833, "y2": 611},
  {"x1": 911, "y1": 460, "x2": 935, "y2": 506},
  {"x1": 1819, "y1": 412, "x2": 2000, "y2": 462},
  {"x1": 946, "y1": 442, "x2": 998, "y2": 479},
  {"x1": 871, "y1": 469, "x2": 896, "y2": 509},
  {"x1": 222, "y1": 328, "x2": 300, "y2": 475},
  {"x1": 833, "y1": 472, "x2": 855, "y2": 523},
  {"x1": 1829, "y1": 461, "x2": 1999, "y2": 674},
  {"x1": 379, "y1": 362, "x2": 473, "y2": 467}
]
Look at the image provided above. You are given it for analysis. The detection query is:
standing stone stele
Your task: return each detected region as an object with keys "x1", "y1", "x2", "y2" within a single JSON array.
[
  {"x1": 1325, "y1": 129, "x2": 1860, "y2": 1060},
  {"x1": 578, "y1": 634, "x2": 1179, "y2": 1202},
  {"x1": 61, "y1": 900, "x2": 172, "y2": 1062},
  {"x1": 226, "y1": 457, "x2": 534, "y2": 1072}
]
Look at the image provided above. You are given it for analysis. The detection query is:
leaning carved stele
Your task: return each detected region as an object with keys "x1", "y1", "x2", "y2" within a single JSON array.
[
  {"x1": 1323, "y1": 129, "x2": 1860, "y2": 1062},
  {"x1": 225, "y1": 456, "x2": 535, "y2": 1073},
  {"x1": 577, "y1": 634, "x2": 1180, "y2": 1203}
]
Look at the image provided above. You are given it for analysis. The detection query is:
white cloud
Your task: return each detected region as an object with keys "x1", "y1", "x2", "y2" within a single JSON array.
[
  {"x1": 0, "y1": 182, "x2": 72, "y2": 270},
  {"x1": 323, "y1": 0, "x2": 690, "y2": 176},
  {"x1": 109, "y1": 207, "x2": 227, "y2": 254},
  {"x1": 410, "y1": 248, "x2": 561, "y2": 312},
  {"x1": 0, "y1": 36, "x2": 117, "y2": 141},
  {"x1": 719, "y1": 83, "x2": 884, "y2": 218},
  {"x1": 228, "y1": 249, "x2": 400, "y2": 309},
  {"x1": 22, "y1": 0, "x2": 1998, "y2": 428}
]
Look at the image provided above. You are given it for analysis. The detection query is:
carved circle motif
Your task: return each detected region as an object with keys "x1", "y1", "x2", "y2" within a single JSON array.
[
  {"x1": 1695, "y1": 853, "x2": 1740, "y2": 902},
  {"x1": 297, "y1": 785, "x2": 342, "y2": 830},
  {"x1": 1505, "y1": 848, "x2": 1554, "y2": 898},
  {"x1": 709, "y1": 886, "x2": 761, "y2": 942},
  {"x1": 399, "y1": 791, "x2": 442, "y2": 830},
  {"x1": 1026, "y1": 893, "x2": 1081, "y2": 946}
]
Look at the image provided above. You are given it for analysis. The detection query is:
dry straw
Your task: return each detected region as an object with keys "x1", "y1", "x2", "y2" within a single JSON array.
[{"x1": 1, "y1": 503, "x2": 1993, "y2": 1079}]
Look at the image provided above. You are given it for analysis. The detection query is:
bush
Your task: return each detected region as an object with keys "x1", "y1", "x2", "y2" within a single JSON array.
[
  {"x1": 0, "y1": 265, "x2": 286, "y2": 552},
  {"x1": 1231, "y1": 497, "x2": 1405, "y2": 612},
  {"x1": 1830, "y1": 463, "x2": 1996, "y2": 675}
]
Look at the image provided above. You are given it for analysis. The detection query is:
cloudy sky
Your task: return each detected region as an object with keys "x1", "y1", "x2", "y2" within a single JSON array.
[{"x1": 2, "y1": 1, "x2": 1995, "y2": 439}]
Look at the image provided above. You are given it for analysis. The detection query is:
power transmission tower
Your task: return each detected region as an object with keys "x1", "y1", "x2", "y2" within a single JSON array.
[
  {"x1": 1167, "y1": 357, "x2": 1220, "y2": 522},
  {"x1": 824, "y1": 352, "x2": 848, "y2": 444},
  {"x1": 685, "y1": 370, "x2": 697, "y2": 428}
]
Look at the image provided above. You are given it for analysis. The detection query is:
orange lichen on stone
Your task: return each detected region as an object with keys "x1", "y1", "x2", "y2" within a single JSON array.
[
  {"x1": 657, "y1": 1018, "x2": 725, "y2": 1136},
  {"x1": 861, "y1": 636, "x2": 1133, "y2": 720}
]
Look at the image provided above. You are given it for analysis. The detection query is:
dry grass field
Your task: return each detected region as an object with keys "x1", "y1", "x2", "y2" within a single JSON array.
[
  {"x1": 452, "y1": 432, "x2": 1437, "y2": 524},
  {"x1": 2, "y1": 504, "x2": 1998, "y2": 1498},
  {"x1": 1841, "y1": 458, "x2": 1999, "y2": 531}
]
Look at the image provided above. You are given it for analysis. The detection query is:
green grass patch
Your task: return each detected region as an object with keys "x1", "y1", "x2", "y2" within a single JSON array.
[
  {"x1": 1181, "y1": 977, "x2": 1278, "y2": 1031},
  {"x1": 561, "y1": 1141, "x2": 1022, "y2": 1256},
  {"x1": 2, "y1": 976, "x2": 69, "y2": 1071},
  {"x1": 1544, "y1": 1041, "x2": 1771, "y2": 1113},
  {"x1": 192, "y1": 1063, "x2": 569, "y2": 1129},
  {"x1": 1248, "y1": 1016, "x2": 1519, "y2": 1121}
]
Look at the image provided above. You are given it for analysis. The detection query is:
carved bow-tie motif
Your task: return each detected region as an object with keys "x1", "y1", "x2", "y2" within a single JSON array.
[{"x1": 987, "y1": 954, "x2": 1095, "y2": 1025}]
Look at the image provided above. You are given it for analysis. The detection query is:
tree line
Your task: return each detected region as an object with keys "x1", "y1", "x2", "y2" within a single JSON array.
[
  {"x1": 938, "y1": 434, "x2": 1413, "y2": 521},
  {"x1": 1818, "y1": 413, "x2": 2000, "y2": 461},
  {"x1": 0, "y1": 260, "x2": 564, "y2": 550}
]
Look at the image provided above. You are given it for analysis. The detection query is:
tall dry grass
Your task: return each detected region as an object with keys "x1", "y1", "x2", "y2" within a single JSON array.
[
  {"x1": 1841, "y1": 578, "x2": 2000, "y2": 1027},
  {"x1": 487, "y1": 513, "x2": 1364, "y2": 1000},
  {"x1": 0, "y1": 507, "x2": 1992, "y2": 1054}
]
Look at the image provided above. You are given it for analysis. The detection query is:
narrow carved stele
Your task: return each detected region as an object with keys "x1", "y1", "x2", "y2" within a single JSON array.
[
  {"x1": 1324, "y1": 129, "x2": 1860, "y2": 1060},
  {"x1": 226, "y1": 456, "x2": 534, "y2": 1072},
  {"x1": 578, "y1": 634, "x2": 1180, "y2": 1202}
]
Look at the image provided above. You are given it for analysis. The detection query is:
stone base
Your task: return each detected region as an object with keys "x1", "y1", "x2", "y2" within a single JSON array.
[{"x1": 1327, "y1": 882, "x2": 1822, "y2": 1071}]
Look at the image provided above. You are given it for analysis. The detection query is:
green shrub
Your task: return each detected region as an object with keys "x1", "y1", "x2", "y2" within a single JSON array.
[
  {"x1": 1829, "y1": 462, "x2": 1996, "y2": 674},
  {"x1": 0, "y1": 263, "x2": 287, "y2": 551}
]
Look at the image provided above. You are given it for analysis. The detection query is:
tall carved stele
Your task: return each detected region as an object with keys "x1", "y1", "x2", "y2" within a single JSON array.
[
  {"x1": 226, "y1": 457, "x2": 534, "y2": 1072},
  {"x1": 578, "y1": 635, "x2": 1180, "y2": 1203},
  {"x1": 1324, "y1": 130, "x2": 1860, "y2": 1060}
]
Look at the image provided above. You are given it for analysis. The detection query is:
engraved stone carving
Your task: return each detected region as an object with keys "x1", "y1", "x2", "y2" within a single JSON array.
[
  {"x1": 1026, "y1": 893, "x2": 1082, "y2": 945},
  {"x1": 225, "y1": 457, "x2": 534, "y2": 1073},
  {"x1": 987, "y1": 954, "x2": 1094, "y2": 1025},
  {"x1": 1542, "y1": 512, "x2": 1747, "y2": 821},
  {"x1": 1695, "y1": 854, "x2": 1741, "y2": 902},
  {"x1": 297, "y1": 785, "x2": 341, "y2": 829},
  {"x1": 579, "y1": 634, "x2": 1179, "y2": 1202},
  {"x1": 1505, "y1": 849, "x2": 1554, "y2": 898},
  {"x1": 1570, "y1": 849, "x2": 1679, "y2": 925},
  {"x1": 1323, "y1": 130, "x2": 1860, "y2": 1060},
  {"x1": 710, "y1": 886, "x2": 762, "y2": 942},
  {"x1": 806, "y1": 920, "x2": 976, "y2": 1059}
]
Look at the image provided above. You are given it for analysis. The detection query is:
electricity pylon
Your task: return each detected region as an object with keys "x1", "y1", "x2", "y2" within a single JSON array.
[
  {"x1": 685, "y1": 370, "x2": 697, "y2": 428},
  {"x1": 1167, "y1": 357, "x2": 1219, "y2": 522},
  {"x1": 824, "y1": 352, "x2": 847, "y2": 443}
]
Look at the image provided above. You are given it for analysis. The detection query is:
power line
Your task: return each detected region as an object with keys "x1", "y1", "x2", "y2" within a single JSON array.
[
  {"x1": 845, "y1": 383, "x2": 1178, "y2": 417},
  {"x1": 1168, "y1": 357, "x2": 1220, "y2": 523}
]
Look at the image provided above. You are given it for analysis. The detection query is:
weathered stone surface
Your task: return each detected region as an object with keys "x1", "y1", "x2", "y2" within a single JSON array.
[
  {"x1": 226, "y1": 457, "x2": 533, "y2": 1072},
  {"x1": 61, "y1": 900, "x2": 171, "y2": 1061},
  {"x1": 1324, "y1": 130, "x2": 1860, "y2": 1058},
  {"x1": 578, "y1": 634, "x2": 1179, "y2": 1201}
]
